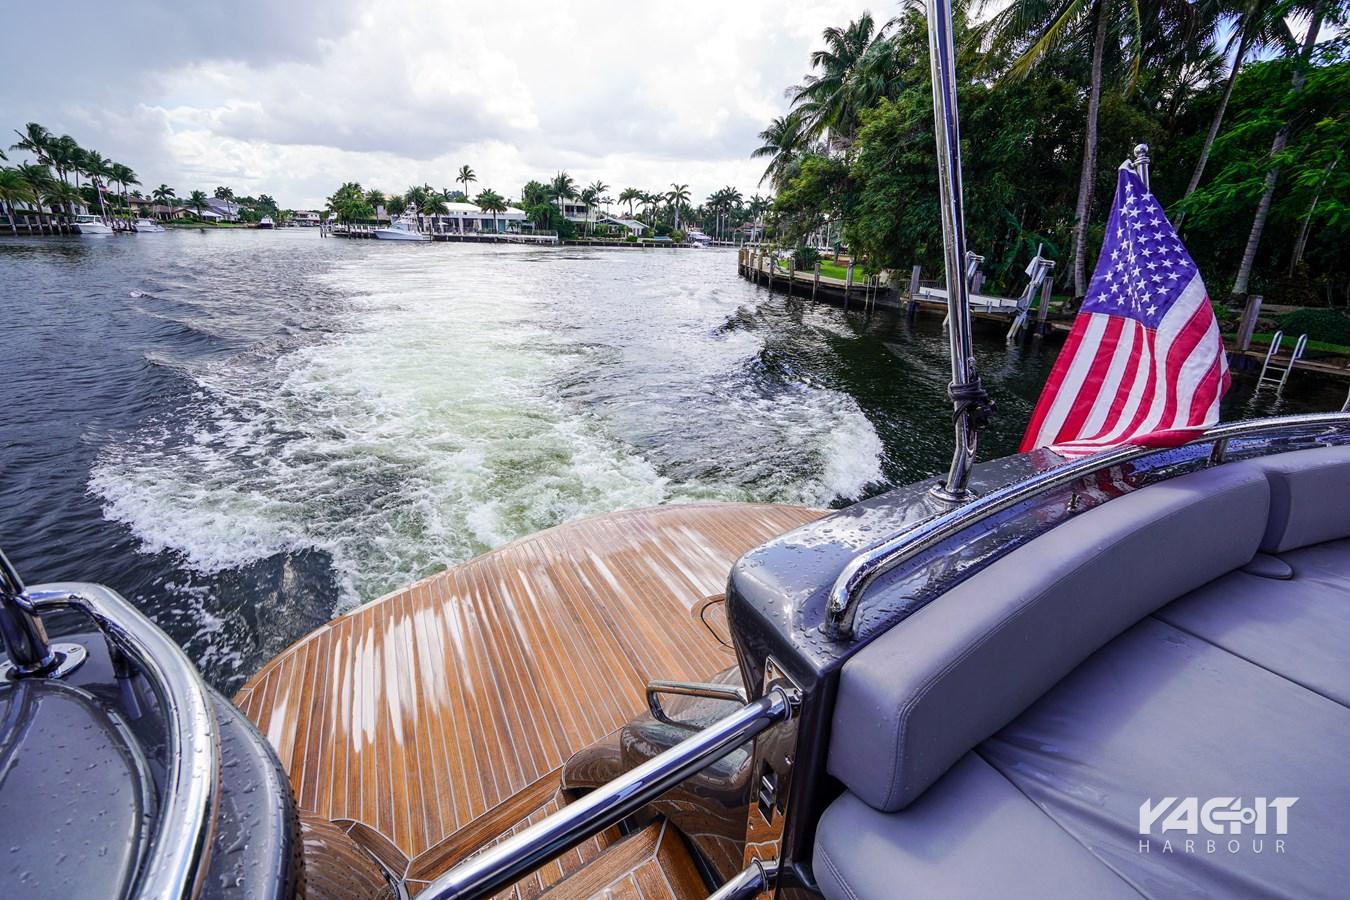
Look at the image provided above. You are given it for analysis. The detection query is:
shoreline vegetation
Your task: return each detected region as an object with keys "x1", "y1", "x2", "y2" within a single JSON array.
[
  {"x1": 319, "y1": 175, "x2": 768, "y2": 244},
  {"x1": 752, "y1": 5, "x2": 1347, "y2": 322},
  {"x1": 4, "y1": 4, "x2": 1346, "y2": 350},
  {"x1": 1, "y1": 123, "x2": 295, "y2": 233}
]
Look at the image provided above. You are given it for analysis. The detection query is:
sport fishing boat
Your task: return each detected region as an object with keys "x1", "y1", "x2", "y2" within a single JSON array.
[
  {"x1": 4, "y1": 3, "x2": 1348, "y2": 899},
  {"x1": 374, "y1": 214, "x2": 431, "y2": 242},
  {"x1": 71, "y1": 212, "x2": 114, "y2": 235}
]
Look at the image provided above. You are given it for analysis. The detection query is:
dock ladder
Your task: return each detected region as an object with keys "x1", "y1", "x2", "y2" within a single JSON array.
[{"x1": 1257, "y1": 331, "x2": 1308, "y2": 391}]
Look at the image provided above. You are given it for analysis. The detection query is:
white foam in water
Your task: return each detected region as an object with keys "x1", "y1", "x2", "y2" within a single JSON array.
[{"x1": 90, "y1": 247, "x2": 885, "y2": 610}]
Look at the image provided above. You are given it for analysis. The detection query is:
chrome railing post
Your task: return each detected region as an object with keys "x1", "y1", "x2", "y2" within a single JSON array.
[
  {"x1": 0, "y1": 549, "x2": 57, "y2": 676},
  {"x1": 424, "y1": 687, "x2": 798, "y2": 900},
  {"x1": 927, "y1": 0, "x2": 985, "y2": 502}
]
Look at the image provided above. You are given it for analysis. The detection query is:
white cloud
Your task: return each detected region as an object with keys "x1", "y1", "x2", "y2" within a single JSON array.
[{"x1": 5, "y1": 0, "x2": 868, "y2": 208}]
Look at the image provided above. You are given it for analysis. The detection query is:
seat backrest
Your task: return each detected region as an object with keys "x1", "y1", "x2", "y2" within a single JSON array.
[
  {"x1": 1252, "y1": 445, "x2": 1350, "y2": 554},
  {"x1": 828, "y1": 462, "x2": 1270, "y2": 812}
]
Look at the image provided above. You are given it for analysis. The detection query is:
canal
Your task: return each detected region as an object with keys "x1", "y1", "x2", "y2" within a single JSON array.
[{"x1": 1, "y1": 231, "x2": 1338, "y2": 690}]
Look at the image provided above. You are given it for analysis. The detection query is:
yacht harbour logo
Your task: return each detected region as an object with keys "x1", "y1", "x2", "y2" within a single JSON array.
[{"x1": 1138, "y1": 797, "x2": 1297, "y2": 855}]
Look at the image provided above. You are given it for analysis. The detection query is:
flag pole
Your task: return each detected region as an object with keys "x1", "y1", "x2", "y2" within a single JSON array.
[
  {"x1": 1132, "y1": 143, "x2": 1151, "y2": 191},
  {"x1": 926, "y1": 0, "x2": 991, "y2": 502}
]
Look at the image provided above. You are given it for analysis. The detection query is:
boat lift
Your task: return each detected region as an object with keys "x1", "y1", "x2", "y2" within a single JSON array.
[
  {"x1": 926, "y1": 245, "x2": 1056, "y2": 343},
  {"x1": 1256, "y1": 330, "x2": 1309, "y2": 391}
]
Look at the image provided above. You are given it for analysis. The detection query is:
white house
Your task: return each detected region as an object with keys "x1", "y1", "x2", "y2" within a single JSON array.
[
  {"x1": 204, "y1": 198, "x2": 241, "y2": 221},
  {"x1": 419, "y1": 201, "x2": 529, "y2": 233},
  {"x1": 594, "y1": 214, "x2": 647, "y2": 237}
]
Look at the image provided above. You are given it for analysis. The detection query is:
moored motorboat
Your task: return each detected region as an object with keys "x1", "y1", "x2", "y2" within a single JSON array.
[
  {"x1": 133, "y1": 217, "x2": 166, "y2": 233},
  {"x1": 373, "y1": 214, "x2": 430, "y2": 241},
  {"x1": 258, "y1": 216, "x2": 275, "y2": 229},
  {"x1": 71, "y1": 213, "x2": 114, "y2": 235}
]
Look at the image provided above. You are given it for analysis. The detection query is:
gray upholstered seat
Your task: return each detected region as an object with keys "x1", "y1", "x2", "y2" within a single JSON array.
[{"x1": 815, "y1": 446, "x2": 1350, "y2": 899}]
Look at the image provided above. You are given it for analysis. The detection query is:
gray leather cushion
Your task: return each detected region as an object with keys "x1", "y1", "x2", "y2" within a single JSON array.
[
  {"x1": 982, "y1": 616, "x2": 1350, "y2": 899},
  {"x1": 829, "y1": 463, "x2": 1269, "y2": 812},
  {"x1": 813, "y1": 754, "x2": 1137, "y2": 900},
  {"x1": 1253, "y1": 445, "x2": 1350, "y2": 553},
  {"x1": 1158, "y1": 537, "x2": 1350, "y2": 706}
]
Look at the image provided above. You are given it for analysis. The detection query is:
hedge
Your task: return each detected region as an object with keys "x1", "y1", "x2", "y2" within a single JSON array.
[{"x1": 1277, "y1": 308, "x2": 1350, "y2": 346}]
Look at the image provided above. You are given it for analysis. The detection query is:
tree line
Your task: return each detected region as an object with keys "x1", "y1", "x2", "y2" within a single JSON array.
[
  {"x1": 327, "y1": 170, "x2": 774, "y2": 241},
  {"x1": 0, "y1": 122, "x2": 294, "y2": 233},
  {"x1": 758, "y1": 1, "x2": 1348, "y2": 306}
]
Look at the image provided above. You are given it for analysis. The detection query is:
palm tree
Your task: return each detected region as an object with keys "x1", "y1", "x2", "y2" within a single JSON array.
[
  {"x1": 10, "y1": 123, "x2": 53, "y2": 166},
  {"x1": 365, "y1": 189, "x2": 387, "y2": 222},
  {"x1": 619, "y1": 187, "x2": 641, "y2": 217},
  {"x1": 110, "y1": 163, "x2": 138, "y2": 225},
  {"x1": 789, "y1": 12, "x2": 896, "y2": 146},
  {"x1": 640, "y1": 191, "x2": 663, "y2": 227},
  {"x1": 667, "y1": 183, "x2": 690, "y2": 231},
  {"x1": 457, "y1": 165, "x2": 477, "y2": 203},
  {"x1": 474, "y1": 188, "x2": 508, "y2": 233},
  {"x1": 421, "y1": 188, "x2": 448, "y2": 218},
  {"x1": 1175, "y1": 0, "x2": 1313, "y2": 226},
  {"x1": 0, "y1": 167, "x2": 36, "y2": 234},
  {"x1": 1232, "y1": 0, "x2": 1329, "y2": 296},
  {"x1": 48, "y1": 135, "x2": 82, "y2": 189},
  {"x1": 579, "y1": 187, "x2": 599, "y2": 236},
  {"x1": 189, "y1": 189, "x2": 209, "y2": 219},
  {"x1": 751, "y1": 113, "x2": 808, "y2": 189},
  {"x1": 582, "y1": 180, "x2": 609, "y2": 235},
  {"x1": 45, "y1": 181, "x2": 83, "y2": 226},
  {"x1": 715, "y1": 186, "x2": 743, "y2": 241},
  {"x1": 17, "y1": 163, "x2": 53, "y2": 233},
  {"x1": 985, "y1": 0, "x2": 1148, "y2": 298},
  {"x1": 152, "y1": 184, "x2": 176, "y2": 219},
  {"x1": 214, "y1": 186, "x2": 235, "y2": 201},
  {"x1": 747, "y1": 194, "x2": 771, "y2": 242},
  {"x1": 82, "y1": 151, "x2": 115, "y2": 223},
  {"x1": 550, "y1": 171, "x2": 577, "y2": 216}
]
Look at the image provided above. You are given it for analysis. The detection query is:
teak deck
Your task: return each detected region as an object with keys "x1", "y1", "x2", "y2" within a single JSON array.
[{"x1": 234, "y1": 501, "x2": 821, "y2": 890}]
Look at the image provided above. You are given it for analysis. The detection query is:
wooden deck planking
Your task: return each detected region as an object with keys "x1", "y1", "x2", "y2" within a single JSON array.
[{"x1": 234, "y1": 502, "x2": 820, "y2": 882}]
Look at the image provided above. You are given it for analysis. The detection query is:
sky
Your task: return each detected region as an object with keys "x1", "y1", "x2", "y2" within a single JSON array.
[{"x1": 4, "y1": 0, "x2": 877, "y2": 210}]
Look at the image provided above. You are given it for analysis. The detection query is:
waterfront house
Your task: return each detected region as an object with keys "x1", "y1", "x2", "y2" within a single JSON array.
[
  {"x1": 594, "y1": 214, "x2": 647, "y2": 237},
  {"x1": 292, "y1": 210, "x2": 322, "y2": 227},
  {"x1": 205, "y1": 198, "x2": 241, "y2": 222},
  {"x1": 420, "y1": 201, "x2": 529, "y2": 234}
]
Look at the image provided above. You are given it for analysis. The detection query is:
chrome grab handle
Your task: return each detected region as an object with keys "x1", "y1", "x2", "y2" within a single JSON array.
[
  {"x1": 824, "y1": 412, "x2": 1350, "y2": 639},
  {"x1": 646, "y1": 679, "x2": 749, "y2": 725},
  {"x1": 707, "y1": 858, "x2": 778, "y2": 900},
  {"x1": 25, "y1": 584, "x2": 219, "y2": 899},
  {"x1": 0, "y1": 549, "x2": 56, "y2": 676},
  {"x1": 424, "y1": 686, "x2": 799, "y2": 900}
]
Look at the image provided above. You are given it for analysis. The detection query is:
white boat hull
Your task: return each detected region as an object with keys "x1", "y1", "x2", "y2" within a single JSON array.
[
  {"x1": 73, "y1": 221, "x2": 115, "y2": 235},
  {"x1": 373, "y1": 228, "x2": 430, "y2": 241},
  {"x1": 134, "y1": 219, "x2": 166, "y2": 233}
]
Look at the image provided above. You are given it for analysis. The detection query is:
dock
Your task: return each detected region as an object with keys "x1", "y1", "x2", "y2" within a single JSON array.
[{"x1": 736, "y1": 246, "x2": 899, "y2": 310}]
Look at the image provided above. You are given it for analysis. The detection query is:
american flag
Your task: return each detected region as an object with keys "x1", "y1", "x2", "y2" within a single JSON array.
[{"x1": 1021, "y1": 164, "x2": 1230, "y2": 459}]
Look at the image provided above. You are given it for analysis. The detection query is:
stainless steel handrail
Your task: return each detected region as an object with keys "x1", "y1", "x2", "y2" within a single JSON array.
[
  {"x1": 823, "y1": 412, "x2": 1350, "y2": 638},
  {"x1": 423, "y1": 687, "x2": 798, "y2": 900},
  {"x1": 26, "y1": 583, "x2": 219, "y2": 899},
  {"x1": 646, "y1": 679, "x2": 749, "y2": 725}
]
